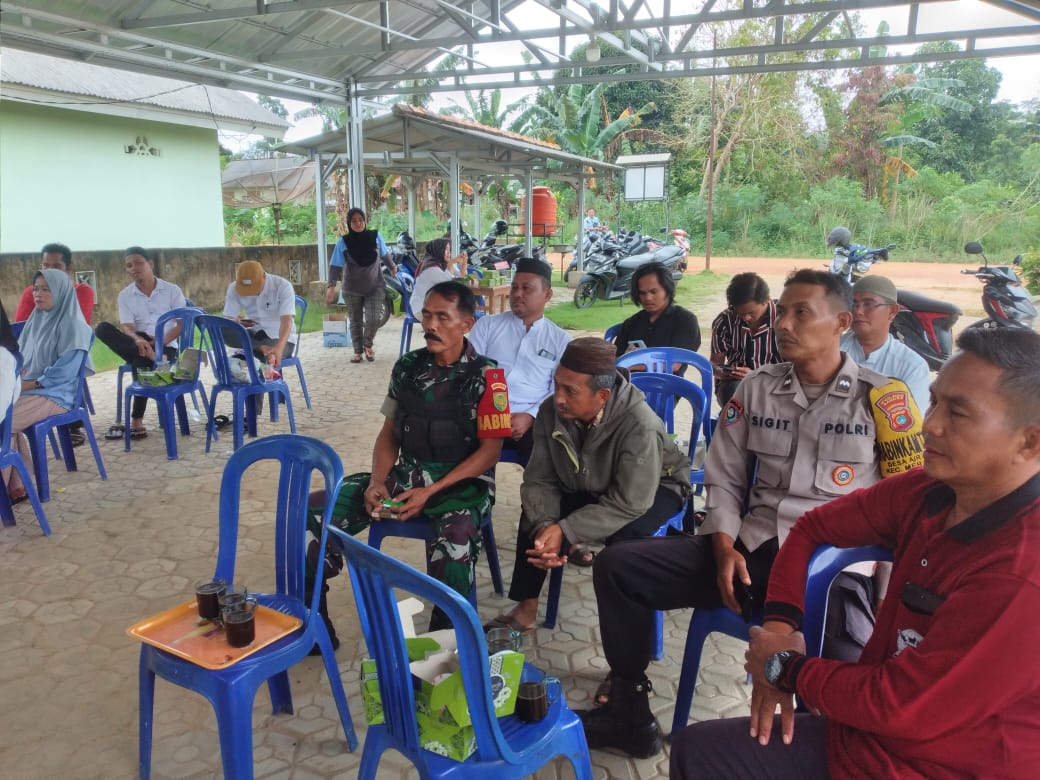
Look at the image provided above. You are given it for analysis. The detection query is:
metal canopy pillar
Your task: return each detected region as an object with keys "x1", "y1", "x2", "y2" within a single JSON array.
[
  {"x1": 313, "y1": 152, "x2": 345, "y2": 282},
  {"x1": 346, "y1": 79, "x2": 366, "y2": 214},
  {"x1": 449, "y1": 154, "x2": 460, "y2": 266},
  {"x1": 523, "y1": 173, "x2": 533, "y2": 257},
  {"x1": 576, "y1": 178, "x2": 587, "y2": 271}
]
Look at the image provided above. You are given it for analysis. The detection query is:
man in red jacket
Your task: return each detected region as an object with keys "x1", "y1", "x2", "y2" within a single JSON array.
[
  {"x1": 671, "y1": 326, "x2": 1040, "y2": 779},
  {"x1": 15, "y1": 243, "x2": 95, "y2": 324}
]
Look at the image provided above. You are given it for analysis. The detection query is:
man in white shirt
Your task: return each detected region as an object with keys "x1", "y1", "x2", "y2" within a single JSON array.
[
  {"x1": 468, "y1": 257, "x2": 571, "y2": 462},
  {"x1": 95, "y1": 246, "x2": 186, "y2": 440},
  {"x1": 841, "y1": 275, "x2": 930, "y2": 409},
  {"x1": 222, "y1": 260, "x2": 297, "y2": 369}
]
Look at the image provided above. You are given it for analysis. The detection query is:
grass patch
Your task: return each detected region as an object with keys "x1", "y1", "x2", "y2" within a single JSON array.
[{"x1": 545, "y1": 270, "x2": 730, "y2": 333}]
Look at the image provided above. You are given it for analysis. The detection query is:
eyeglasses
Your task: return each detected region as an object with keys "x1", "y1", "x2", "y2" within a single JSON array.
[{"x1": 851, "y1": 299, "x2": 892, "y2": 312}]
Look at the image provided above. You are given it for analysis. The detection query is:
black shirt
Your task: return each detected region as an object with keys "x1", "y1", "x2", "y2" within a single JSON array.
[{"x1": 614, "y1": 304, "x2": 701, "y2": 359}]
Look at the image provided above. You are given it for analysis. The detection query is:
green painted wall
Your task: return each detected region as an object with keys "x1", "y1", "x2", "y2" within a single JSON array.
[{"x1": 0, "y1": 102, "x2": 225, "y2": 253}]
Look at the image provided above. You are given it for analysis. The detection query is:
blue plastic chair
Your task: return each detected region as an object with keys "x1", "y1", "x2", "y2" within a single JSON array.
[
  {"x1": 366, "y1": 511, "x2": 504, "y2": 605},
  {"x1": 137, "y1": 435, "x2": 358, "y2": 779},
  {"x1": 195, "y1": 315, "x2": 296, "y2": 452},
  {"x1": 0, "y1": 397, "x2": 51, "y2": 536},
  {"x1": 543, "y1": 373, "x2": 707, "y2": 662},
  {"x1": 670, "y1": 543, "x2": 893, "y2": 736},
  {"x1": 123, "y1": 307, "x2": 209, "y2": 460},
  {"x1": 24, "y1": 340, "x2": 107, "y2": 502},
  {"x1": 398, "y1": 270, "x2": 420, "y2": 356},
  {"x1": 603, "y1": 323, "x2": 621, "y2": 344},
  {"x1": 331, "y1": 525, "x2": 593, "y2": 780},
  {"x1": 274, "y1": 296, "x2": 311, "y2": 410},
  {"x1": 617, "y1": 346, "x2": 714, "y2": 492}
]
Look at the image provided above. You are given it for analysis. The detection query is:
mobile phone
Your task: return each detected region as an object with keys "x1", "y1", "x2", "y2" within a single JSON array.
[
  {"x1": 733, "y1": 575, "x2": 755, "y2": 622},
  {"x1": 628, "y1": 339, "x2": 647, "y2": 350}
]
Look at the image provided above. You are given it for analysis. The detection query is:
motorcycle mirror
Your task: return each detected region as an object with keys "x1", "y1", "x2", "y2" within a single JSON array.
[
  {"x1": 1014, "y1": 255, "x2": 1024, "y2": 266},
  {"x1": 965, "y1": 241, "x2": 984, "y2": 255}
]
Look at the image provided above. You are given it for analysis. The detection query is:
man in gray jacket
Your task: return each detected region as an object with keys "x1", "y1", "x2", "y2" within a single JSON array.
[{"x1": 486, "y1": 337, "x2": 691, "y2": 634}]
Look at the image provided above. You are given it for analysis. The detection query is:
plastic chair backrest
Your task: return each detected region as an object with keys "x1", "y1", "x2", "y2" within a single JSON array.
[
  {"x1": 802, "y1": 543, "x2": 893, "y2": 657},
  {"x1": 332, "y1": 525, "x2": 523, "y2": 766},
  {"x1": 194, "y1": 315, "x2": 264, "y2": 386},
  {"x1": 66, "y1": 334, "x2": 96, "y2": 410},
  {"x1": 618, "y1": 346, "x2": 713, "y2": 441},
  {"x1": 396, "y1": 270, "x2": 414, "y2": 310},
  {"x1": 292, "y1": 296, "x2": 307, "y2": 358},
  {"x1": 215, "y1": 435, "x2": 344, "y2": 616},
  {"x1": 603, "y1": 323, "x2": 621, "y2": 344},
  {"x1": 154, "y1": 306, "x2": 206, "y2": 359},
  {"x1": 630, "y1": 372, "x2": 707, "y2": 466}
]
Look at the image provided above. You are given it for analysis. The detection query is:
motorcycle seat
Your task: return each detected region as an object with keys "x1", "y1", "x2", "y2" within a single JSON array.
[{"x1": 897, "y1": 290, "x2": 962, "y2": 316}]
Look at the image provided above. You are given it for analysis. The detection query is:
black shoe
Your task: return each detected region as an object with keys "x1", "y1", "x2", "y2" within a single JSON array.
[
  {"x1": 578, "y1": 677, "x2": 662, "y2": 759},
  {"x1": 308, "y1": 633, "x2": 340, "y2": 657},
  {"x1": 428, "y1": 606, "x2": 453, "y2": 632}
]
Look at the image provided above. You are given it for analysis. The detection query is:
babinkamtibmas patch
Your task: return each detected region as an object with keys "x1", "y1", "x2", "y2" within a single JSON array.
[
  {"x1": 870, "y1": 380, "x2": 924, "y2": 477},
  {"x1": 722, "y1": 398, "x2": 744, "y2": 427},
  {"x1": 477, "y1": 367, "x2": 511, "y2": 438}
]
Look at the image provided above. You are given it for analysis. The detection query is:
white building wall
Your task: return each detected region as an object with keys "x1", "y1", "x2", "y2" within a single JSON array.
[{"x1": 1, "y1": 102, "x2": 225, "y2": 253}]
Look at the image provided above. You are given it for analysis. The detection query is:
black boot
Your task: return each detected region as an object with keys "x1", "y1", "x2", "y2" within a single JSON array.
[{"x1": 578, "y1": 676, "x2": 662, "y2": 759}]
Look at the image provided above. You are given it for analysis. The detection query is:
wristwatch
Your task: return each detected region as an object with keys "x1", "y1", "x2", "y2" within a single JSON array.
[
  {"x1": 32, "y1": 380, "x2": 43, "y2": 390},
  {"x1": 764, "y1": 649, "x2": 802, "y2": 693}
]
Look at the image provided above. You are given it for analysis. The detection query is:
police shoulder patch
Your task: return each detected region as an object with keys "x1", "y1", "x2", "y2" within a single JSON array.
[{"x1": 722, "y1": 398, "x2": 744, "y2": 427}]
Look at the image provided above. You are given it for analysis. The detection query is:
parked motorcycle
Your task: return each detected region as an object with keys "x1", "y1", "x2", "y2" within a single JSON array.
[
  {"x1": 573, "y1": 243, "x2": 687, "y2": 308},
  {"x1": 827, "y1": 226, "x2": 895, "y2": 283},
  {"x1": 890, "y1": 241, "x2": 1036, "y2": 371},
  {"x1": 569, "y1": 227, "x2": 686, "y2": 273},
  {"x1": 375, "y1": 263, "x2": 414, "y2": 328},
  {"x1": 390, "y1": 230, "x2": 420, "y2": 277}
]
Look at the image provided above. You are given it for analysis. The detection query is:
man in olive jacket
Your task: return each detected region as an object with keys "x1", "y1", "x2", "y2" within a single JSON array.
[{"x1": 487, "y1": 337, "x2": 691, "y2": 633}]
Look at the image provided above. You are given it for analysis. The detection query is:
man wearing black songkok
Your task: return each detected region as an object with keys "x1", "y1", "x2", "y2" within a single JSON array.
[{"x1": 486, "y1": 337, "x2": 690, "y2": 633}]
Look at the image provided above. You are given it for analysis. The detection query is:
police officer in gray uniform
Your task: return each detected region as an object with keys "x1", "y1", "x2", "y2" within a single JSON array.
[{"x1": 579, "y1": 269, "x2": 905, "y2": 759}]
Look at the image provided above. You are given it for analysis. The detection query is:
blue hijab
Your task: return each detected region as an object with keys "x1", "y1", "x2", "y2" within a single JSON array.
[{"x1": 19, "y1": 269, "x2": 94, "y2": 381}]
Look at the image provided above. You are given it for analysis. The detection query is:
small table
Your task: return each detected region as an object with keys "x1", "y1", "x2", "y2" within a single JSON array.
[{"x1": 471, "y1": 283, "x2": 511, "y2": 315}]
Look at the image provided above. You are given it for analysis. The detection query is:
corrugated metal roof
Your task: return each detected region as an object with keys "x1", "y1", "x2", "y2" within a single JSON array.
[
  {"x1": 1, "y1": 47, "x2": 288, "y2": 136},
  {"x1": 2, "y1": 2, "x2": 1036, "y2": 104}
]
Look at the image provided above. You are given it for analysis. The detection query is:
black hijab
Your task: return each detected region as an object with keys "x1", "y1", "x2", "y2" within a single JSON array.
[
  {"x1": 343, "y1": 207, "x2": 379, "y2": 267},
  {"x1": 421, "y1": 238, "x2": 451, "y2": 271}
]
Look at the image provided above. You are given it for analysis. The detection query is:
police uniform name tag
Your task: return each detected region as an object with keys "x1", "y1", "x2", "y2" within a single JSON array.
[{"x1": 477, "y1": 367, "x2": 512, "y2": 438}]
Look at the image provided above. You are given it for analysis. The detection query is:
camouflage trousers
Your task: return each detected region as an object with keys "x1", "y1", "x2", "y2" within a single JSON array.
[{"x1": 307, "y1": 466, "x2": 491, "y2": 600}]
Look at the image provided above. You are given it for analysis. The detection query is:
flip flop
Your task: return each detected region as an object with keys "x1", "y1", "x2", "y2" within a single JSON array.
[
  {"x1": 364, "y1": 347, "x2": 375, "y2": 362},
  {"x1": 594, "y1": 671, "x2": 614, "y2": 706},
  {"x1": 350, "y1": 353, "x2": 364, "y2": 364},
  {"x1": 68, "y1": 431, "x2": 86, "y2": 448},
  {"x1": 130, "y1": 428, "x2": 148, "y2": 440},
  {"x1": 568, "y1": 547, "x2": 597, "y2": 567},
  {"x1": 104, "y1": 424, "x2": 125, "y2": 441},
  {"x1": 213, "y1": 415, "x2": 232, "y2": 430},
  {"x1": 482, "y1": 614, "x2": 535, "y2": 635}
]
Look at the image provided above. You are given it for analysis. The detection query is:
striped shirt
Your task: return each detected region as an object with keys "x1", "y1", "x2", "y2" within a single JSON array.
[{"x1": 710, "y1": 299, "x2": 782, "y2": 369}]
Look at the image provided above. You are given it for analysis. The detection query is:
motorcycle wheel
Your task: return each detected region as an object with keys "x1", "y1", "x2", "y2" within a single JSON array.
[
  {"x1": 574, "y1": 280, "x2": 599, "y2": 308},
  {"x1": 375, "y1": 293, "x2": 392, "y2": 328}
]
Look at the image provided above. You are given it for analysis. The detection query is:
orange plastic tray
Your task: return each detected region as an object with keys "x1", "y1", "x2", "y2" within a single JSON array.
[{"x1": 128, "y1": 600, "x2": 302, "y2": 670}]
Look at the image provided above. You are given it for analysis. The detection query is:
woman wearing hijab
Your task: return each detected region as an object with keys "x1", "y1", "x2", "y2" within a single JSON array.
[
  {"x1": 2, "y1": 269, "x2": 93, "y2": 501},
  {"x1": 409, "y1": 237, "x2": 456, "y2": 318},
  {"x1": 327, "y1": 207, "x2": 397, "y2": 363}
]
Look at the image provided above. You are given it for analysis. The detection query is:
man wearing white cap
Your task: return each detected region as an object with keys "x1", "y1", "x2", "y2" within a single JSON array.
[
  {"x1": 222, "y1": 260, "x2": 297, "y2": 369},
  {"x1": 841, "y1": 275, "x2": 930, "y2": 410}
]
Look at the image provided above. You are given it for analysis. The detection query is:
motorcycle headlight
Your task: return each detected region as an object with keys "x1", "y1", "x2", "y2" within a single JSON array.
[{"x1": 854, "y1": 260, "x2": 873, "y2": 274}]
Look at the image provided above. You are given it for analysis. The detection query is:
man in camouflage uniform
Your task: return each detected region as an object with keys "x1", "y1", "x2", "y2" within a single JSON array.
[{"x1": 307, "y1": 281, "x2": 505, "y2": 645}]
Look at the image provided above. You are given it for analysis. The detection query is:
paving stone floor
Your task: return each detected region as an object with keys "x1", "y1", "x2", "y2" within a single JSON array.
[{"x1": 0, "y1": 317, "x2": 753, "y2": 779}]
